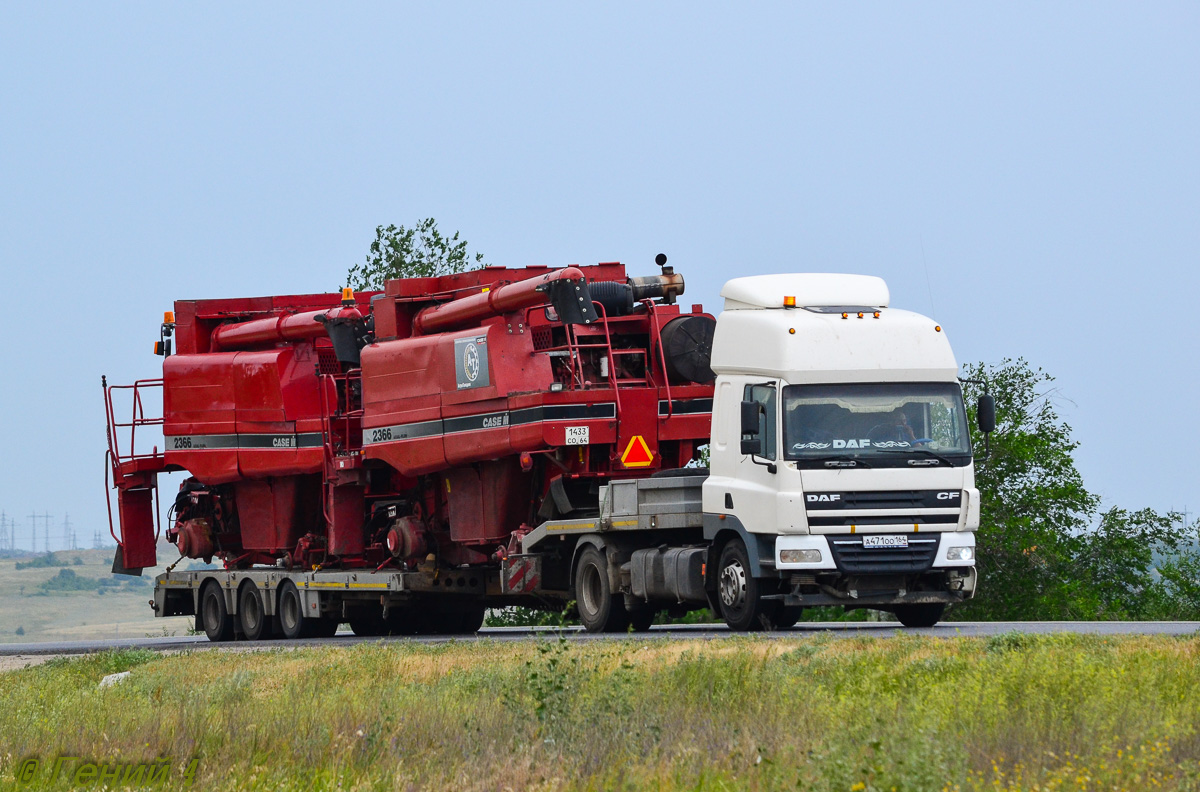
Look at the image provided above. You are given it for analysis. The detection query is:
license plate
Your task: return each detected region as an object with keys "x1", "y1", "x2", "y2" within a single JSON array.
[
  {"x1": 564, "y1": 426, "x2": 590, "y2": 446},
  {"x1": 862, "y1": 535, "x2": 908, "y2": 549}
]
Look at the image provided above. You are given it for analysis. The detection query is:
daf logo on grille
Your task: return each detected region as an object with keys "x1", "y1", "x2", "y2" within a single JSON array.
[
  {"x1": 806, "y1": 494, "x2": 841, "y2": 503},
  {"x1": 936, "y1": 491, "x2": 961, "y2": 500}
]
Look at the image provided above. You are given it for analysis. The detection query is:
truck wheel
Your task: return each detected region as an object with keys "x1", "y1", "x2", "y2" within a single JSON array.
[
  {"x1": 573, "y1": 546, "x2": 628, "y2": 632},
  {"x1": 716, "y1": 540, "x2": 772, "y2": 632},
  {"x1": 200, "y1": 581, "x2": 235, "y2": 642},
  {"x1": 276, "y1": 580, "x2": 305, "y2": 639},
  {"x1": 238, "y1": 583, "x2": 272, "y2": 641},
  {"x1": 627, "y1": 606, "x2": 656, "y2": 632},
  {"x1": 894, "y1": 603, "x2": 945, "y2": 628},
  {"x1": 774, "y1": 606, "x2": 803, "y2": 631}
]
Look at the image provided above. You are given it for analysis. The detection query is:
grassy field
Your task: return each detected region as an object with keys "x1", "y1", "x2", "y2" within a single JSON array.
[
  {"x1": 2, "y1": 633, "x2": 1199, "y2": 791},
  {"x1": 0, "y1": 546, "x2": 193, "y2": 643}
]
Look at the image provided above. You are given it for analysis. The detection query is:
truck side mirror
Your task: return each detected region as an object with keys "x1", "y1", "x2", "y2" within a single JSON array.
[
  {"x1": 977, "y1": 394, "x2": 996, "y2": 434},
  {"x1": 739, "y1": 400, "x2": 760, "y2": 455}
]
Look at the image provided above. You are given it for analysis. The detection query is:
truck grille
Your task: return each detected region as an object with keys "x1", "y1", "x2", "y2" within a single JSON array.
[
  {"x1": 806, "y1": 490, "x2": 961, "y2": 510},
  {"x1": 828, "y1": 535, "x2": 940, "y2": 575},
  {"x1": 808, "y1": 513, "x2": 958, "y2": 528}
]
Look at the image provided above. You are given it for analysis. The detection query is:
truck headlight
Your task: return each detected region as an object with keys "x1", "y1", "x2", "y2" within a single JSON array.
[
  {"x1": 946, "y1": 546, "x2": 973, "y2": 562},
  {"x1": 780, "y1": 549, "x2": 822, "y2": 564}
]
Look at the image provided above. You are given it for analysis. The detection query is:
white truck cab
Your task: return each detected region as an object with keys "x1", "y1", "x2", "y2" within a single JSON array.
[{"x1": 701, "y1": 274, "x2": 990, "y2": 629}]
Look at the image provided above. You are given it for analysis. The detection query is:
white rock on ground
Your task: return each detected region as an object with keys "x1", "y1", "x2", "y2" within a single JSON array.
[{"x1": 98, "y1": 671, "x2": 130, "y2": 688}]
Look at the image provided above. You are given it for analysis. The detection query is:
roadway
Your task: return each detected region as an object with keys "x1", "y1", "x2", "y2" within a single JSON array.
[{"x1": 2, "y1": 621, "x2": 1198, "y2": 662}]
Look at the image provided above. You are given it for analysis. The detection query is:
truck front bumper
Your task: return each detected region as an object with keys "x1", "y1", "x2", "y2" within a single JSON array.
[
  {"x1": 775, "y1": 532, "x2": 976, "y2": 571},
  {"x1": 773, "y1": 531, "x2": 978, "y2": 608}
]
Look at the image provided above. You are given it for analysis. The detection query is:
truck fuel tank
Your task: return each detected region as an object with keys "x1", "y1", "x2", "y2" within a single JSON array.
[{"x1": 628, "y1": 546, "x2": 708, "y2": 604}]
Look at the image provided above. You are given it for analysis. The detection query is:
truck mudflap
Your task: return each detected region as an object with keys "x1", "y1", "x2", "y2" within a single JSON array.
[{"x1": 501, "y1": 554, "x2": 542, "y2": 594}]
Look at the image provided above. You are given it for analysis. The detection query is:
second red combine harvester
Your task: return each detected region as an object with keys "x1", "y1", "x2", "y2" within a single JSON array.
[{"x1": 106, "y1": 256, "x2": 723, "y2": 638}]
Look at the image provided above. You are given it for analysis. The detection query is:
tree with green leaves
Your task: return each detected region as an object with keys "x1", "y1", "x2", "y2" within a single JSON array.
[
  {"x1": 346, "y1": 218, "x2": 487, "y2": 291},
  {"x1": 957, "y1": 358, "x2": 1195, "y2": 620}
]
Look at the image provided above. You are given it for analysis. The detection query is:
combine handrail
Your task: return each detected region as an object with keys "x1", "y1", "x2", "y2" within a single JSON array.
[
  {"x1": 641, "y1": 300, "x2": 674, "y2": 416},
  {"x1": 103, "y1": 377, "x2": 165, "y2": 471}
]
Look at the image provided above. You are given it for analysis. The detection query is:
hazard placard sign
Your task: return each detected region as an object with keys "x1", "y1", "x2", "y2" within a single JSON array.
[{"x1": 620, "y1": 435, "x2": 654, "y2": 468}]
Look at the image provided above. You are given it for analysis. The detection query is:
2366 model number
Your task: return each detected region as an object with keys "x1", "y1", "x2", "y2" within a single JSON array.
[
  {"x1": 369, "y1": 428, "x2": 393, "y2": 443},
  {"x1": 172, "y1": 437, "x2": 193, "y2": 449}
]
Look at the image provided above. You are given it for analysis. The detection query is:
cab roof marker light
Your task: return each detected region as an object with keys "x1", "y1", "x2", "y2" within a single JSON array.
[
  {"x1": 935, "y1": 325, "x2": 942, "y2": 333},
  {"x1": 783, "y1": 295, "x2": 796, "y2": 308},
  {"x1": 873, "y1": 311, "x2": 881, "y2": 318}
]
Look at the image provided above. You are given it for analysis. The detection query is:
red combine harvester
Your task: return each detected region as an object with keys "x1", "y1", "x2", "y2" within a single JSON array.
[{"x1": 104, "y1": 257, "x2": 718, "y2": 638}]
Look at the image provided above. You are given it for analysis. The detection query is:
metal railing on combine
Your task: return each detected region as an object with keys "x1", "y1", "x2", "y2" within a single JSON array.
[
  {"x1": 101, "y1": 376, "x2": 165, "y2": 546},
  {"x1": 102, "y1": 376, "x2": 166, "y2": 476},
  {"x1": 318, "y1": 370, "x2": 365, "y2": 529}
]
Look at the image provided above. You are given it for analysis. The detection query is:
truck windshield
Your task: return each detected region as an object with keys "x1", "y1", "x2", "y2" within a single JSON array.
[{"x1": 782, "y1": 382, "x2": 971, "y2": 463}]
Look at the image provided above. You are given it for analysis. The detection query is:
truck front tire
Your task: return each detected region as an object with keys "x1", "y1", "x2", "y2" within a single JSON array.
[
  {"x1": 573, "y1": 546, "x2": 628, "y2": 632},
  {"x1": 716, "y1": 540, "x2": 776, "y2": 632}
]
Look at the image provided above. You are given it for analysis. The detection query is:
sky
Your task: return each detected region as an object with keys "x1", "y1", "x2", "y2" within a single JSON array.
[{"x1": 1, "y1": 3, "x2": 1197, "y2": 551}]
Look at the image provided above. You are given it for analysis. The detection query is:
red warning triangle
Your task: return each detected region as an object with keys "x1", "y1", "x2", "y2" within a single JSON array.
[{"x1": 620, "y1": 435, "x2": 654, "y2": 468}]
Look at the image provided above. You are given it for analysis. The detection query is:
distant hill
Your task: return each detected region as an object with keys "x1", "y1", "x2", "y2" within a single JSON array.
[{"x1": 0, "y1": 544, "x2": 195, "y2": 643}]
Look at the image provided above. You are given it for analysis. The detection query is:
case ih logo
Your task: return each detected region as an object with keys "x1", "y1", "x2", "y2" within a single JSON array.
[{"x1": 462, "y1": 342, "x2": 480, "y2": 382}]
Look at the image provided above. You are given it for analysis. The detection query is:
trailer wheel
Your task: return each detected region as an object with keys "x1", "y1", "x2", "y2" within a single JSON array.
[
  {"x1": 893, "y1": 603, "x2": 945, "y2": 628},
  {"x1": 573, "y1": 546, "x2": 628, "y2": 632},
  {"x1": 348, "y1": 616, "x2": 384, "y2": 637},
  {"x1": 200, "y1": 581, "x2": 235, "y2": 642},
  {"x1": 382, "y1": 607, "x2": 421, "y2": 635},
  {"x1": 276, "y1": 580, "x2": 305, "y2": 639},
  {"x1": 306, "y1": 617, "x2": 340, "y2": 638},
  {"x1": 716, "y1": 540, "x2": 772, "y2": 632},
  {"x1": 238, "y1": 583, "x2": 272, "y2": 641}
]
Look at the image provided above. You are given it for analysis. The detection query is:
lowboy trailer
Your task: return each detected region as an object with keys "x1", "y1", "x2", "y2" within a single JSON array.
[{"x1": 105, "y1": 257, "x2": 993, "y2": 639}]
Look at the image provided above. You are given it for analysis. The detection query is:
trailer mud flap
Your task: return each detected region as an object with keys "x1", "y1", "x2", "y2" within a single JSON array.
[{"x1": 502, "y1": 554, "x2": 542, "y2": 594}]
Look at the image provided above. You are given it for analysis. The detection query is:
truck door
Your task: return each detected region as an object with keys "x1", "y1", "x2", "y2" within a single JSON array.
[{"x1": 730, "y1": 382, "x2": 779, "y2": 533}]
